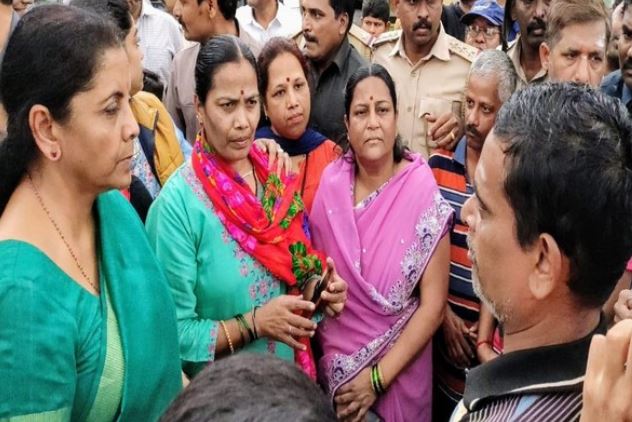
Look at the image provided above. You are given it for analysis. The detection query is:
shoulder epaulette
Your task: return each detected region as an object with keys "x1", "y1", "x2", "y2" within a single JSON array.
[
  {"x1": 448, "y1": 38, "x2": 477, "y2": 62},
  {"x1": 348, "y1": 24, "x2": 372, "y2": 46},
  {"x1": 372, "y1": 29, "x2": 401, "y2": 49}
]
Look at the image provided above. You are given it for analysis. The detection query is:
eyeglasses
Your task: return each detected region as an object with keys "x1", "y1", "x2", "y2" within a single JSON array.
[{"x1": 466, "y1": 25, "x2": 501, "y2": 39}]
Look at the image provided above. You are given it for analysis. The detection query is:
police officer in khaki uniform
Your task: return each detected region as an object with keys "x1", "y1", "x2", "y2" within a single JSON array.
[
  {"x1": 349, "y1": 24, "x2": 375, "y2": 61},
  {"x1": 373, "y1": 0, "x2": 476, "y2": 158}
]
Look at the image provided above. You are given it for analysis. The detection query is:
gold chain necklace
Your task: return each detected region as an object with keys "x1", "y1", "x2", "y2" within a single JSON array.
[{"x1": 27, "y1": 174, "x2": 98, "y2": 293}]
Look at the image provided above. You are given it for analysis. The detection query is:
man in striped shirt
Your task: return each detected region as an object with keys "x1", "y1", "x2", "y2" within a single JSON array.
[
  {"x1": 429, "y1": 49, "x2": 517, "y2": 420},
  {"x1": 451, "y1": 83, "x2": 632, "y2": 421}
]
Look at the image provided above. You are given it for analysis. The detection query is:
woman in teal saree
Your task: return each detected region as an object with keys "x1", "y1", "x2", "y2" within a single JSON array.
[{"x1": 0, "y1": 7, "x2": 182, "y2": 420}]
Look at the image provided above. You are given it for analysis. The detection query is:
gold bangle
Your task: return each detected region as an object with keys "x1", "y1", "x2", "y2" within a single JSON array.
[{"x1": 219, "y1": 320, "x2": 235, "y2": 354}]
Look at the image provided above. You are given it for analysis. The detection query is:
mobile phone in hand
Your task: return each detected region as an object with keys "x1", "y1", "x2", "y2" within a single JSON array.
[{"x1": 311, "y1": 271, "x2": 333, "y2": 308}]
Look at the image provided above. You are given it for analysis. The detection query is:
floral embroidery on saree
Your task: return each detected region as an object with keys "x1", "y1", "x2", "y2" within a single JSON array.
[
  {"x1": 321, "y1": 192, "x2": 453, "y2": 395},
  {"x1": 369, "y1": 193, "x2": 453, "y2": 314}
]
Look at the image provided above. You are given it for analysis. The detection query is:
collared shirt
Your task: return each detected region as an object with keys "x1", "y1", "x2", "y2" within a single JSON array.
[
  {"x1": 137, "y1": 0, "x2": 184, "y2": 86},
  {"x1": 602, "y1": 69, "x2": 632, "y2": 111},
  {"x1": 506, "y1": 36, "x2": 548, "y2": 90},
  {"x1": 308, "y1": 38, "x2": 366, "y2": 142},
  {"x1": 373, "y1": 26, "x2": 476, "y2": 158},
  {"x1": 429, "y1": 139, "x2": 481, "y2": 405},
  {"x1": 451, "y1": 316, "x2": 607, "y2": 422},
  {"x1": 235, "y1": 1, "x2": 301, "y2": 45},
  {"x1": 429, "y1": 139, "x2": 477, "y2": 322},
  {"x1": 164, "y1": 24, "x2": 262, "y2": 143}
]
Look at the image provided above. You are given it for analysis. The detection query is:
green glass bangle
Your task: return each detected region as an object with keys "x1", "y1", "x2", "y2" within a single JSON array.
[
  {"x1": 252, "y1": 306, "x2": 260, "y2": 340},
  {"x1": 235, "y1": 314, "x2": 254, "y2": 343},
  {"x1": 370, "y1": 366, "x2": 379, "y2": 395},
  {"x1": 371, "y1": 364, "x2": 385, "y2": 395}
]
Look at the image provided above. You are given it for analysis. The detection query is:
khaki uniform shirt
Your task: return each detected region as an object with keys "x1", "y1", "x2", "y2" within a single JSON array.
[
  {"x1": 348, "y1": 24, "x2": 401, "y2": 62},
  {"x1": 373, "y1": 26, "x2": 476, "y2": 157},
  {"x1": 348, "y1": 24, "x2": 373, "y2": 62},
  {"x1": 164, "y1": 24, "x2": 262, "y2": 144},
  {"x1": 506, "y1": 37, "x2": 547, "y2": 90}
]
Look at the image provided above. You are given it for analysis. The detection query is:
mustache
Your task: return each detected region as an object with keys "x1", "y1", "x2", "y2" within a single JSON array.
[
  {"x1": 465, "y1": 124, "x2": 482, "y2": 140},
  {"x1": 412, "y1": 19, "x2": 432, "y2": 31},
  {"x1": 303, "y1": 32, "x2": 318, "y2": 43},
  {"x1": 526, "y1": 18, "x2": 546, "y2": 34},
  {"x1": 623, "y1": 59, "x2": 632, "y2": 72}
]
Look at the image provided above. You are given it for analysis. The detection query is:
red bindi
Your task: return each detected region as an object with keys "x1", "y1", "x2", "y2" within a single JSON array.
[
  {"x1": 286, "y1": 77, "x2": 290, "y2": 82},
  {"x1": 370, "y1": 96, "x2": 374, "y2": 101},
  {"x1": 240, "y1": 89, "x2": 244, "y2": 95}
]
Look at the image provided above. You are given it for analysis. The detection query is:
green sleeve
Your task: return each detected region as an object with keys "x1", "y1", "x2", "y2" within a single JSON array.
[
  {"x1": 0, "y1": 280, "x2": 74, "y2": 420},
  {"x1": 146, "y1": 185, "x2": 219, "y2": 365}
]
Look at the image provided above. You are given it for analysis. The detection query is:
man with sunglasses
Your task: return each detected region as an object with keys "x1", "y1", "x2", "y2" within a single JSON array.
[{"x1": 462, "y1": 0, "x2": 503, "y2": 50}]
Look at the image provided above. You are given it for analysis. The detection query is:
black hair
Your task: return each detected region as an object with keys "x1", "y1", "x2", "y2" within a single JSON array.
[
  {"x1": 197, "y1": 0, "x2": 237, "y2": 20},
  {"x1": 361, "y1": 0, "x2": 389, "y2": 24},
  {"x1": 71, "y1": 0, "x2": 133, "y2": 41},
  {"x1": 195, "y1": 35, "x2": 257, "y2": 104},
  {"x1": 494, "y1": 82, "x2": 632, "y2": 308},
  {"x1": 343, "y1": 63, "x2": 407, "y2": 162},
  {"x1": 0, "y1": 5, "x2": 120, "y2": 216},
  {"x1": 1, "y1": 0, "x2": 12, "y2": 6},
  {"x1": 160, "y1": 353, "x2": 337, "y2": 422},
  {"x1": 502, "y1": 0, "x2": 514, "y2": 51},
  {"x1": 142, "y1": 69, "x2": 165, "y2": 100},
  {"x1": 330, "y1": 0, "x2": 356, "y2": 33},
  {"x1": 624, "y1": 0, "x2": 631, "y2": 13},
  {"x1": 257, "y1": 37, "x2": 310, "y2": 104}
]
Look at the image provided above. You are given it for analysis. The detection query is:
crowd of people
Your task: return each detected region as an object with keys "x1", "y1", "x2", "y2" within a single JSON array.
[{"x1": 1, "y1": 0, "x2": 632, "y2": 421}]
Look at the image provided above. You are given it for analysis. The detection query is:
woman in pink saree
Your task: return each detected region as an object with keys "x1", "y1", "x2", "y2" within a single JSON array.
[{"x1": 310, "y1": 64, "x2": 453, "y2": 422}]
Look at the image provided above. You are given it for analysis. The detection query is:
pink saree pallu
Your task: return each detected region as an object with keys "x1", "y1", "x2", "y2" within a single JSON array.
[{"x1": 310, "y1": 153, "x2": 453, "y2": 422}]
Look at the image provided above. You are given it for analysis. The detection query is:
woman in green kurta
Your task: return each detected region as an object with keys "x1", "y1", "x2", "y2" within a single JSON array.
[
  {"x1": 145, "y1": 36, "x2": 348, "y2": 379},
  {"x1": 0, "y1": 7, "x2": 182, "y2": 420}
]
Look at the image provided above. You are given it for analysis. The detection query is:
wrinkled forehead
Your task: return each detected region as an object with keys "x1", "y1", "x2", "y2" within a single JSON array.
[{"x1": 554, "y1": 20, "x2": 607, "y2": 52}]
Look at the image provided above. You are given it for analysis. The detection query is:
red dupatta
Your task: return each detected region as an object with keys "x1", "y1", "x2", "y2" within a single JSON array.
[{"x1": 191, "y1": 133, "x2": 325, "y2": 378}]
